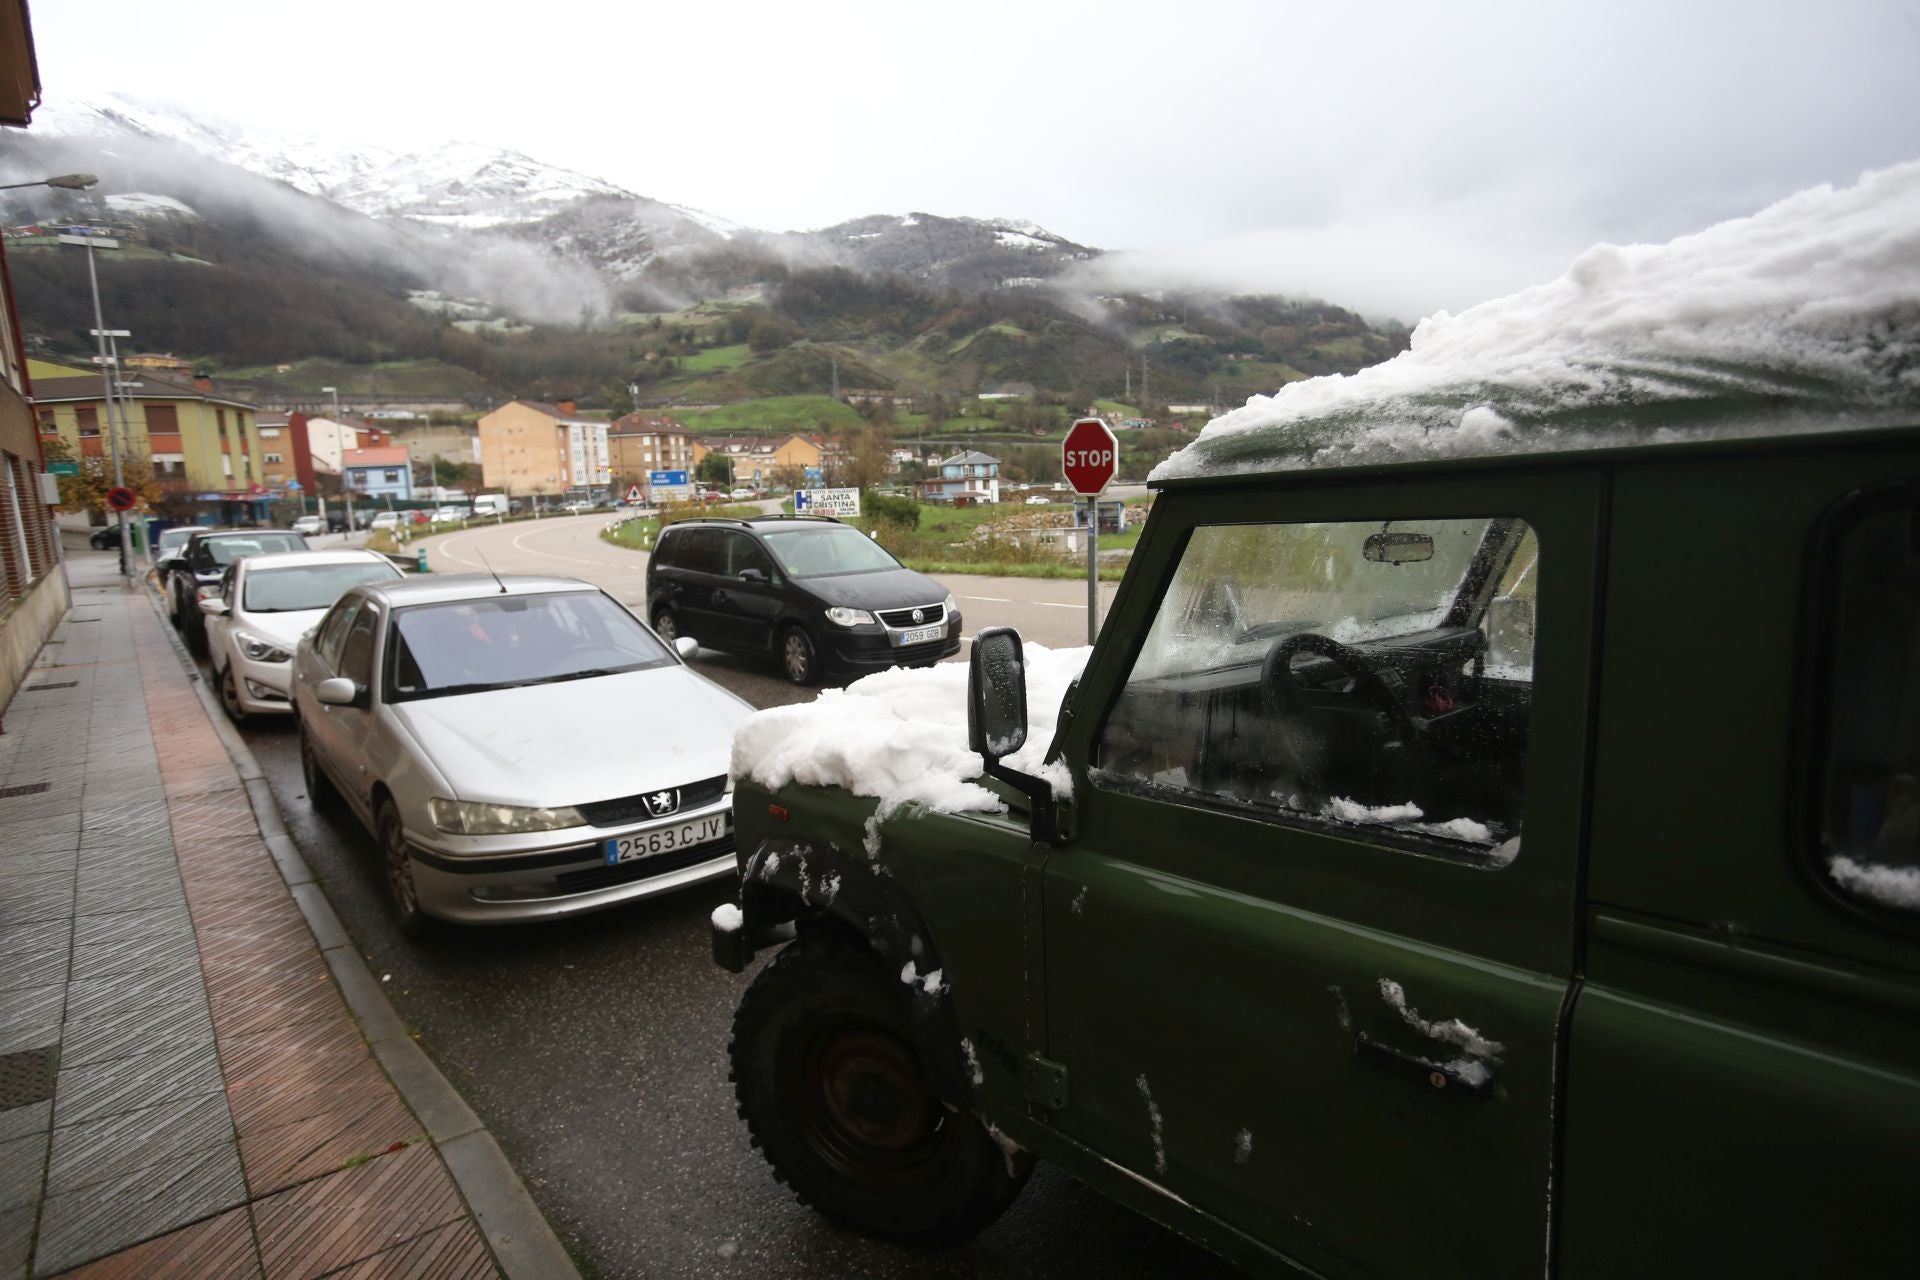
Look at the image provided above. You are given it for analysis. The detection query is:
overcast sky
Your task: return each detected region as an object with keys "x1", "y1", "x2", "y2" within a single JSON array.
[{"x1": 25, "y1": 0, "x2": 1920, "y2": 320}]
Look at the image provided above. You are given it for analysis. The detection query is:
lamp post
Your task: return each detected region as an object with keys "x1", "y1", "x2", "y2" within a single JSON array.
[
  {"x1": 54, "y1": 210, "x2": 143, "y2": 586},
  {"x1": 320, "y1": 387, "x2": 343, "y2": 531}
]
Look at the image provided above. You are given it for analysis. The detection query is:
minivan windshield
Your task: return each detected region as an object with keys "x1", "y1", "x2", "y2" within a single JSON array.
[
  {"x1": 761, "y1": 525, "x2": 901, "y2": 578},
  {"x1": 244, "y1": 561, "x2": 401, "y2": 613},
  {"x1": 387, "y1": 590, "x2": 672, "y2": 700}
]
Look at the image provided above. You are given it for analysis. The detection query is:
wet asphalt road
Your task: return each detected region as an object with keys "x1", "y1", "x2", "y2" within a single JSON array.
[{"x1": 221, "y1": 647, "x2": 1228, "y2": 1279}]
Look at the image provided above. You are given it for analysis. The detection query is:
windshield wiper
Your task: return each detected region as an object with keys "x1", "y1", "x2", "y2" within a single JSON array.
[{"x1": 531, "y1": 666, "x2": 640, "y2": 685}]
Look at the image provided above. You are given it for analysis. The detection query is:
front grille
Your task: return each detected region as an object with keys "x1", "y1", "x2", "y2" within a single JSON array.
[
  {"x1": 876, "y1": 602, "x2": 946, "y2": 629},
  {"x1": 577, "y1": 775, "x2": 728, "y2": 828},
  {"x1": 551, "y1": 834, "x2": 736, "y2": 894},
  {"x1": 883, "y1": 639, "x2": 955, "y2": 664}
]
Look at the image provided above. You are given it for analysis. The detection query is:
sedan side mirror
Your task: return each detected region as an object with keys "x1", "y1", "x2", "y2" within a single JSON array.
[
  {"x1": 198, "y1": 597, "x2": 229, "y2": 617},
  {"x1": 674, "y1": 636, "x2": 698, "y2": 660},
  {"x1": 314, "y1": 677, "x2": 361, "y2": 708}
]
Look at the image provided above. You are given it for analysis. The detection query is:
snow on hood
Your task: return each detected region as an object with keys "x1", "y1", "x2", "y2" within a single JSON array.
[
  {"x1": 1154, "y1": 161, "x2": 1920, "y2": 481},
  {"x1": 236, "y1": 607, "x2": 328, "y2": 650},
  {"x1": 731, "y1": 645, "x2": 1090, "y2": 839},
  {"x1": 393, "y1": 667, "x2": 748, "y2": 809}
]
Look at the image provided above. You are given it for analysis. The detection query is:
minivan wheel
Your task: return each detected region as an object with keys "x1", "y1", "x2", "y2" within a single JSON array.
[
  {"x1": 782, "y1": 625, "x2": 819, "y2": 686},
  {"x1": 377, "y1": 799, "x2": 434, "y2": 940},
  {"x1": 219, "y1": 664, "x2": 249, "y2": 726},
  {"x1": 730, "y1": 932, "x2": 1028, "y2": 1245},
  {"x1": 652, "y1": 607, "x2": 678, "y2": 643}
]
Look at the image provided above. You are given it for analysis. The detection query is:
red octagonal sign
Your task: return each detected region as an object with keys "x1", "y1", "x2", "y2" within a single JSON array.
[{"x1": 1061, "y1": 417, "x2": 1119, "y2": 497}]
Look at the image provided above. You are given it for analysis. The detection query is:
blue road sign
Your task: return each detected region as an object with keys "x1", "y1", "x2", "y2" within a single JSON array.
[{"x1": 649, "y1": 470, "x2": 689, "y2": 487}]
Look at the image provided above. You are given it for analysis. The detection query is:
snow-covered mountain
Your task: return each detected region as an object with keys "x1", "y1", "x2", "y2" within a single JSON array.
[{"x1": 796, "y1": 211, "x2": 1098, "y2": 290}]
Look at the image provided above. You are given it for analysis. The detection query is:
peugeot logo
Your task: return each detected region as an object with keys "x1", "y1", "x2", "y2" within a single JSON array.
[
  {"x1": 645, "y1": 789, "x2": 680, "y2": 818},
  {"x1": 911, "y1": 608, "x2": 924, "y2": 624}
]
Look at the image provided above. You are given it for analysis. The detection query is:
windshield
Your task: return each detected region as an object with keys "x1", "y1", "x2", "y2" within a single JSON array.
[
  {"x1": 1134, "y1": 519, "x2": 1501, "y2": 678},
  {"x1": 761, "y1": 526, "x2": 901, "y2": 578},
  {"x1": 202, "y1": 532, "x2": 306, "y2": 566},
  {"x1": 387, "y1": 590, "x2": 672, "y2": 700},
  {"x1": 244, "y1": 561, "x2": 401, "y2": 613},
  {"x1": 159, "y1": 528, "x2": 195, "y2": 552}
]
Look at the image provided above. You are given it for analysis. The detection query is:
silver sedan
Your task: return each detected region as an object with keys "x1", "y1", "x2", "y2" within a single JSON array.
[{"x1": 290, "y1": 574, "x2": 752, "y2": 936}]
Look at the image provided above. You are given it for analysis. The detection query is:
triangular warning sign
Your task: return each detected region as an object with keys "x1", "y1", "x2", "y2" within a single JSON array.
[{"x1": 627, "y1": 485, "x2": 644, "y2": 503}]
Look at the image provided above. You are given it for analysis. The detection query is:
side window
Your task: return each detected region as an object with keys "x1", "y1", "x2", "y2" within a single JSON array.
[
  {"x1": 220, "y1": 566, "x2": 238, "y2": 603},
  {"x1": 1817, "y1": 488, "x2": 1920, "y2": 914},
  {"x1": 724, "y1": 532, "x2": 774, "y2": 578},
  {"x1": 1094, "y1": 518, "x2": 1536, "y2": 862},
  {"x1": 655, "y1": 530, "x2": 684, "y2": 570},
  {"x1": 337, "y1": 608, "x2": 380, "y2": 687},
  {"x1": 679, "y1": 529, "x2": 722, "y2": 575},
  {"x1": 315, "y1": 599, "x2": 362, "y2": 670}
]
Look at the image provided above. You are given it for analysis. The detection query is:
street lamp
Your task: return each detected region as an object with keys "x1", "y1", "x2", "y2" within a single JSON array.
[{"x1": 54, "y1": 212, "x2": 141, "y2": 587}]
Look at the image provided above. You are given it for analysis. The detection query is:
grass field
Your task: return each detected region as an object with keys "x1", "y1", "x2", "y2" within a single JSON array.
[
  {"x1": 676, "y1": 343, "x2": 753, "y2": 373},
  {"x1": 674, "y1": 397, "x2": 864, "y2": 433}
]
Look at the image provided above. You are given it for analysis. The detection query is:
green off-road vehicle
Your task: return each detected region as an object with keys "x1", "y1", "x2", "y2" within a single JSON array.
[{"x1": 713, "y1": 167, "x2": 1920, "y2": 1277}]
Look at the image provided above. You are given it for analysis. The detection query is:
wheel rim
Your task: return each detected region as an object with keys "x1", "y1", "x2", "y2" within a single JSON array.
[
  {"x1": 654, "y1": 612, "x2": 676, "y2": 641},
  {"x1": 789, "y1": 1023, "x2": 945, "y2": 1189},
  {"x1": 383, "y1": 813, "x2": 419, "y2": 919},
  {"x1": 785, "y1": 631, "x2": 812, "y2": 682}
]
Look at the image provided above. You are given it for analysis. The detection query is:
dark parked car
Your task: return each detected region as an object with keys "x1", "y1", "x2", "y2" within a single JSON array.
[
  {"x1": 646, "y1": 516, "x2": 959, "y2": 685},
  {"x1": 163, "y1": 528, "x2": 309, "y2": 657}
]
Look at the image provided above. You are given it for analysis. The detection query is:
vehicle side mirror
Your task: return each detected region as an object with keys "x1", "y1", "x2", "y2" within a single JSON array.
[
  {"x1": 674, "y1": 636, "x2": 698, "y2": 659},
  {"x1": 738, "y1": 567, "x2": 767, "y2": 584},
  {"x1": 1486, "y1": 594, "x2": 1535, "y2": 673},
  {"x1": 198, "y1": 597, "x2": 229, "y2": 617},
  {"x1": 968, "y1": 626, "x2": 1028, "y2": 765},
  {"x1": 315, "y1": 677, "x2": 361, "y2": 708}
]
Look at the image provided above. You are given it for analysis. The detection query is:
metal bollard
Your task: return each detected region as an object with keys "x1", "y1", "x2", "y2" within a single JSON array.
[{"x1": 416, "y1": 546, "x2": 429, "y2": 573}]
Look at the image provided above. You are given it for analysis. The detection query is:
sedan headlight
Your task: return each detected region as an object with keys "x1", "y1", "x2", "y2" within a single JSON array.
[
  {"x1": 824, "y1": 606, "x2": 875, "y2": 627},
  {"x1": 942, "y1": 593, "x2": 957, "y2": 616},
  {"x1": 429, "y1": 797, "x2": 585, "y2": 835},
  {"x1": 235, "y1": 631, "x2": 292, "y2": 663}
]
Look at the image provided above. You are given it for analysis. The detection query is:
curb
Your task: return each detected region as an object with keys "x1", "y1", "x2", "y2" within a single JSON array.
[{"x1": 142, "y1": 585, "x2": 581, "y2": 1280}]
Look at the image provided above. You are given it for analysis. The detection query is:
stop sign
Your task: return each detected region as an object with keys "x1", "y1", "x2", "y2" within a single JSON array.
[{"x1": 1061, "y1": 418, "x2": 1119, "y2": 496}]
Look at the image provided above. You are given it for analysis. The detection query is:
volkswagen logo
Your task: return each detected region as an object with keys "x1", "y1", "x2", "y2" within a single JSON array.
[
  {"x1": 911, "y1": 608, "x2": 924, "y2": 624},
  {"x1": 644, "y1": 788, "x2": 680, "y2": 818}
]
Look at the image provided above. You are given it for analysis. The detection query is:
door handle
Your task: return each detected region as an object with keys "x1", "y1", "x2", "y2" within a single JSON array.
[{"x1": 1355, "y1": 1032, "x2": 1491, "y2": 1095}]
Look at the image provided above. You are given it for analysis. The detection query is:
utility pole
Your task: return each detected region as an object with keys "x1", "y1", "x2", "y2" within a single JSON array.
[
  {"x1": 830, "y1": 358, "x2": 839, "y2": 402},
  {"x1": 1141, "y1": 356, "x2": 1150, "y2": 417},
  {"x1": 1124, "y1": 365, "x2": 1131, "y2": 401},
  {"x1": 64, "y1": 231, "x2": 132, "y2": 586}
]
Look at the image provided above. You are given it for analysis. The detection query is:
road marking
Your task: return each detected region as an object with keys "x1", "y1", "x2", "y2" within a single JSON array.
[
  {"x1": 961, "y1": 595, "x2": 1010, "y2": 602},
  {"x1": 433, "y1": 536, "x2": 488, "y2": 570},
  {"x1": 509, "y1": 524, "x2": 619, "y2": 568},
  {"x1": 1038, "y1": 602, "x2": 1081, "y2": 609}
]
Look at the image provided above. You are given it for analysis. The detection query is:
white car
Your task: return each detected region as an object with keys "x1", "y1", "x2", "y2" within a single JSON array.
[
  {"x1": 290, "y1": 574, "x2": 752, "y2": 935},
  {"x1": 728, "y1": 487, "x2": 756, "y2": 500},
  {"x1": 1026, "y1": 495, "x2": 1051, "y2": 505},
  {"x1": 431, "y1": 506, "x2": 469, "y2": 523},
  {"x1": 370, "y1": 511, "x2": 404, "y2": 531},
  {"x1": 291, "y1": 514, "x2": 327, "y2": 536},
  {"x1": 200, "y1": 549, "x2": 405, "y2": 722}
]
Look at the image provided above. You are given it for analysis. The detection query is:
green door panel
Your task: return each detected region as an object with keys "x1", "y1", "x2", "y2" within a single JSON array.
[
  {"x1": 1560, "y1": 943, "x2": 1920, "y2": 1275},
  {"x1": 1039, "y1": 469, "x2": 1605, "y2": 1277}
]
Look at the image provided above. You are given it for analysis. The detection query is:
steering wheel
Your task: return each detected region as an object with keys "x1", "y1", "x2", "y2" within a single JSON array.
[{"x1": 1261, "y1": 632, "x2": 1423, "y2": 746}]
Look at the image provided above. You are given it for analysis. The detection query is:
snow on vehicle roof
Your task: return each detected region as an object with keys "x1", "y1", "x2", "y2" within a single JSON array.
[
  {"x1": 1153, "y1": 162, "x2": 1920, "y2": 482},
  {"x1": 731, "y1": 645, "x2": 1089, "y2": 845}
]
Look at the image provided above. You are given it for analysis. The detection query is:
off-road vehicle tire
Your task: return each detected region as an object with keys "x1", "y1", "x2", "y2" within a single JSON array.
[{"x1": 729, "y1": 930, "x2": 1028, "y2": 1245}]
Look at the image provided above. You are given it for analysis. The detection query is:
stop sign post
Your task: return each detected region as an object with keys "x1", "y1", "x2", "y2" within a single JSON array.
[{"x1": 1062, "y1": 418, "x2": 1119, "y2": 642}]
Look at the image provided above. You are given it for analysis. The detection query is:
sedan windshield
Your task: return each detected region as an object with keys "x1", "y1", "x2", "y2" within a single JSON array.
[
  {"x1": 244, "y1": 561, "x2": 401, "y2": 613},
  {"x1": 761, "y1": 526, "x2": 901, "y2": 578},
  {"x1": 388, "y1": 591, "x2": 672, "y2": 700},
  {"x1": 202, "y1": 532, "x2": 305, "y2": 566}
]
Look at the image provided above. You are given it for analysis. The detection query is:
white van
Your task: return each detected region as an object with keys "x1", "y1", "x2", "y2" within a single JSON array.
[{"x1": 472, "y1": 494, "x2": 510, "y2": 517}]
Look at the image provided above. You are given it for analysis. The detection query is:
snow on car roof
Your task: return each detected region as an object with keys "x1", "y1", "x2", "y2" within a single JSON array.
[{"x1": 1153, "y1": 161, "x2": 1920, "y2": 483}]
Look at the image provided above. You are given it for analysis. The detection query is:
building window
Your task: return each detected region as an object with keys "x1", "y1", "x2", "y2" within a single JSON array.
[
  {"x1": 77, "y1": 406, "x2": 101, "y2": 437},
  {"x1": 3, "y1": 453, "x2": 34, "y2": 599},
  {"x1": 383, "y1": 469, "x2": 401, "y2": 484},
  {"x1": 265, "y1": 453, "x2": 284, "y2": 464}
]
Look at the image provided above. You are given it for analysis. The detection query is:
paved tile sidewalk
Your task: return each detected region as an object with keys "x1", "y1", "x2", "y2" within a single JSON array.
[{"x1": 0, "y1": 560, "x2": 500, "y2": 1278}]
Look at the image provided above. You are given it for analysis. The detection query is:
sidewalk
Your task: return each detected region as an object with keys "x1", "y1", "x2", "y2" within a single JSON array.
[{"x1": 1, "y1": 558, "x2": 569, "y2": 1278}]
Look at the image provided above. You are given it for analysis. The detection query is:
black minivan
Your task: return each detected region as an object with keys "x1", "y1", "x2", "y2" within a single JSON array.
[{"x1": 646, "y1": 516, "x2": 961, "y2": 685}]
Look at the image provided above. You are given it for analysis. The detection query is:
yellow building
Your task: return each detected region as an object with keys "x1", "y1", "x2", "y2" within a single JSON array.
[
  {"x1": 691, "y1": 433, "x2": 828, "y2": 486},
  {"x1": 30, "y1": 359, "x2": 269, "y2": 502},
  {"x1": 607, "y1": 413, "x2": 694, "y2": 492},
  {"x1": 477, "y1": 399, "x2": 611, "y2": 501}
]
